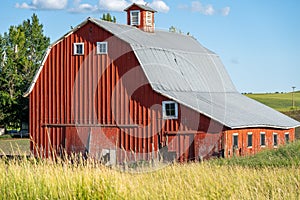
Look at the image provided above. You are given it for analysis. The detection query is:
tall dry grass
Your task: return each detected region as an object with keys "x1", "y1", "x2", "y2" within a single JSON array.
[{"x1": 0, "y1": 156, "x2": 300, "y2": 200}]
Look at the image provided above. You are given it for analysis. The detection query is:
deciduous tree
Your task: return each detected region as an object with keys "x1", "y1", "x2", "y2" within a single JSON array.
[{"x1": 0, "y1": 14, "x2": 50, "y2": 129}]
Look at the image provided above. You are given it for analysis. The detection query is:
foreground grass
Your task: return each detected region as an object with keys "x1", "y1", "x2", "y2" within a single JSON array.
[
  {"x1": 1, "y1": 141, "x2": 300, "y2": 200},
  {"x1": 246, "y1": 92, "x2": 300, "y2": 112},
  {"x1": 0, "y1": 158, "x2": 300, "y2": 200}
]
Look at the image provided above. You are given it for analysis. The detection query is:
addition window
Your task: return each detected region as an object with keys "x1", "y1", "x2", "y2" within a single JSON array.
[
  {"x1": 247, "y1": 132, "x2": 252, "y2": 148},
  {"x1": 273, "y1": 133, "x2": 278, "y2": 147},
  {"x1": 233, "y1": 133, "x2": 238, "y2": 148},
  {"x1": 260, "y1": 132, "x2": 266, "y2": 146},
  {"x1": 285, "y1": 132, "x2": 290, "y2": 143},
  {"x1": 130, "y1": 10, "x2": 140, "y2": 26},
  {"x1": 162, "y1": 101, "x2": 178, "y2": 119},
  {"x1": 146, "y1": 11, "x2": 152, "y2": 26},
  {"x1": 73, "y1": 43, "x2": 84, "y2": 55},
  {"x1": 96, "y1": 42, "x2": 108, "y2": 54}
]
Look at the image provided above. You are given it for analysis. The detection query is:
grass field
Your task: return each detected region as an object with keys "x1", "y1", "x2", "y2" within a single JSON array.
[
  {"x1": 245, "y1": 91, "x2": 300, "y2": 112},
  {"x1": 0, "y1": 138, "x2": 30, "y2": 155},
  {"x1": 0, "y1": 93, "x2": 300, "y2": 199},
  {"x1": 0, "y1": 141, "x2": 300, "y2": 199}
]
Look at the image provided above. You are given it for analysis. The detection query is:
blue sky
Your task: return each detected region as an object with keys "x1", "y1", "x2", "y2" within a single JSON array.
[{"x1": 1, "y1": 0, "x2": 299, "y2": 93}]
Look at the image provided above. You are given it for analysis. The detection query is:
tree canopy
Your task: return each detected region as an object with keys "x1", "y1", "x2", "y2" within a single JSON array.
[
  {"x1": 101, "y1": 13, "x2": 117, "y2": 23},
  {"x1": 0, "y1": 14, "x2": 50, "y2": 128}
]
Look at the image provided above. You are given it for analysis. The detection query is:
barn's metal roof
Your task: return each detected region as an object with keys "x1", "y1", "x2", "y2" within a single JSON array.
[
  {"x1": 89, "y1": 18, "x2": 300, "y2": 129},
  {"x1": 25, "y1": 18, "x2": 300, "y2": 129}
]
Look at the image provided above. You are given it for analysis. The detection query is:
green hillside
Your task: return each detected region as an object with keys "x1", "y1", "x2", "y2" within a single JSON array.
[
  {"x1": 245, "y1": 91, "x2": 300, "y2": 112},
  {"x1": 213, "y1": 140, "x2": 300, "y2": 168},
  {"x1": 245, "y1": 92, "x2": 300, "y2": 139}
]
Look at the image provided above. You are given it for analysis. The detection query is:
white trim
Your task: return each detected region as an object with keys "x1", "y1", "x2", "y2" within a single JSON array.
[
  {"x1": 146, "y1": 11, "x2": 152, "y2": 26},
  {"x1": 162, "y1": 101, "x2": 178, "y2": 119},
  {"x1": 96, "y1": 42, "x2": 108, "y2": 54},
  {"x1": 23, "y1": 47, "x2": 51, "y2": 97},
  {"x1": 73, "y1": 42, "x2": 84, "y2": 55},
  {"x1": 130, "y1": 10, "x2": 140, "y2": 26}
]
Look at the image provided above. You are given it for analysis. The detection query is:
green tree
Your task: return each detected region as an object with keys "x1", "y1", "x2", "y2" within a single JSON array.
[
  {"x1": 0, "y1": 14, "x2": 50, "y2": 129},
  {"x1": 101, "y1": 13, "x2": 116, "y2": 23},
  {"x1": 169, "y1": 26, "x2": 192, "y2": 36}
]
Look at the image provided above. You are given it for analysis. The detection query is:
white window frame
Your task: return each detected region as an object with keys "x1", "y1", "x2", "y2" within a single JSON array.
[
  {"x1": 285, "y1": 132, "x2": 290, "y2": 143},
  {"x1": 247, "y1": 132, "x2": 253, "y2": 148},
  {"x1": 233, "y1": 133, "x2": 239, "y2": 148},
  {"x1": 162, "y1": 101, "x2": 178, "y2": 119},
  {"x1": 96, "y1": 42, "x2": 108, "y2": 54},
  {"x1": 130, "y1": 10, "x2": 140, "y2": 26},
  {"x1": 273, "y1": 133, "x2": 278, "y2": 147},
  {"x1": 73, "y1": 43, "x2": 84, "y2": 55},
  {"x1": 146, "y1": 11, "x2": 152, "y2": 26},
  {"x1": 260, "y1": 132, "x2": 266, "y2": 147}
]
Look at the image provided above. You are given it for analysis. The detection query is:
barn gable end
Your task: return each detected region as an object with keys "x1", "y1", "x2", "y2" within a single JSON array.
[{"x1": 25, "y1": 4, "x2": 300, "y2": 162}]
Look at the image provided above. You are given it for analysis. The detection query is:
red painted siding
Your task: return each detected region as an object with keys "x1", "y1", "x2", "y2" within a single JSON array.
[
  {"x1": 29, "y1": 21, "x2": 223, "y2": 161},
  {"x1": 29, "y1": 20, "x2": 296, "y2": 162},
  {"x1": 224, "y1": 128, "x2": 295, "y2": 157},
  {"x1": 125, "y1": 5, "x2": 155, "y2": 32}
]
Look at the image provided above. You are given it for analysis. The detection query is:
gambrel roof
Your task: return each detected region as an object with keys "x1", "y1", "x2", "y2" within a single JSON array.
[{"x1": 25, "y1": 18, "x2": 300, "y2": 129}]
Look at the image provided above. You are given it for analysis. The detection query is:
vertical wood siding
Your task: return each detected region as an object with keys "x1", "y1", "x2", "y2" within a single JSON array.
[{"x1": 29, "y1": 21, "x2": 295, "y2": 161}]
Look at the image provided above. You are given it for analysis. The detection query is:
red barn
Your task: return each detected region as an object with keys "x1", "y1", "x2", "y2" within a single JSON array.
[{"x1": 24, "y1": 4, "x2": 300, "y2": 163}]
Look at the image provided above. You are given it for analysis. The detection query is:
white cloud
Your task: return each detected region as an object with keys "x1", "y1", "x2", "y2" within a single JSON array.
[
  {"x1": 15, "y1": 0, "x2": 170, "y2": 13},
  {"x1": 69, "y1": 0, "x2": 98, "y2": 13},
  {"x1": 221, "y1": 6, "x2": 230, "y2": 16},
  {"x1": 149, "y1": 0, "x2": 169, "y2": 13},
  {"x1": 98, "y1": 0, "x2": 169, "y2": 12},
  {"x1": 98, "y1": 0, "x2": 129, "y2": 11},
  {"x1": 130, "y1": 0, "x2": 147, "y2": 4},
  {"x1": 191, "y1": 1, "x2": 214, "y2": 15},
  {"x1": 15, "y1": 2, "x2": 35, "y2": 9},
  {"x1": 69, "y1": 3, "x2": 98, "y2": 13},
  {"x1": 182, "y1": 1, "x2": 230, "y2": 16},
  {"x1": 16, "y1": 0, "x2": 68, "y2": 10}
]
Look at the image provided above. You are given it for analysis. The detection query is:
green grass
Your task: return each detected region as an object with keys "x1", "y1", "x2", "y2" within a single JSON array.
[
  {"x1": 245, "y1": 92, "x2": 300, "y2": 112},
  {"x1": 0, "y1": 92, "x2": 300, "y2": 199},
  {"x1": 213, "y1": 140, "x2": 300, "y2": 168},
  {"x1": 0, "y1": 138, "x2": 30, "y2": 155},
  {"x1": 0, "y1": 141, "x2": 300, "y2": 199}
]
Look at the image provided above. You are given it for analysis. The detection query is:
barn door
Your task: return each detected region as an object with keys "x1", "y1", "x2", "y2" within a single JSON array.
[{"x1": 167, "y1": 133, "x2": 195, "y2": 162}]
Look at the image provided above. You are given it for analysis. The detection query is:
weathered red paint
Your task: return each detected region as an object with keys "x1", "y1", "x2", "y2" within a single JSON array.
[{"x1": 28, "y1": 20, "x2": 295, "y2": 162}]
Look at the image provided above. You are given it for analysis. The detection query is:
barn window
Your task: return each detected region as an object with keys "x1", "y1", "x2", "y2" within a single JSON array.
[
  {"x1": 233, "y1": 133, "x2": 238, "y2": 148},
  {"x1": 273, "y1": 133, "x2": 278, "y2": 147},
  {"x1": 162, "y1": 101, "x2": 178, "y2": 119},
  {"x1": 285, "y1": 132, "x2": 289, "y2": 143},
  {"x1": 130, "y1": 10, "x2": 140, "y2": 25},
  {"x1": 146, "y1": 11, "x2": 152, "y2": 26},
  {"x1": 247, "y1": 132, "x2": 252, "y2": 148},
  {"x1": 96, "y1": 42, "x2": 108, "y2": 54},
  {"x1": 73, "y1": 43, "x2": 84, "y2": 55},
  {"x1": 260, "y1": 132, "x2": 266, "y2": 146}
]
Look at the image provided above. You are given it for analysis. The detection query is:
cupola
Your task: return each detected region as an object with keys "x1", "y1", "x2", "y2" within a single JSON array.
[{"x1": 124, "y1": 3, "x2": 156, "y2": 33}]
